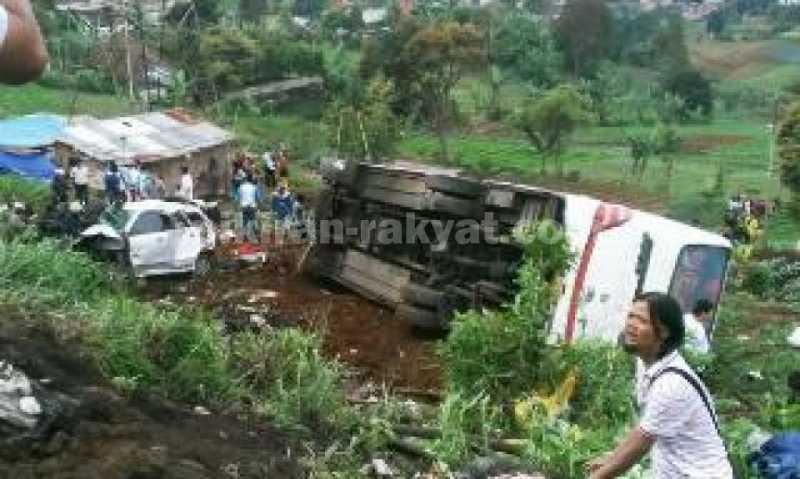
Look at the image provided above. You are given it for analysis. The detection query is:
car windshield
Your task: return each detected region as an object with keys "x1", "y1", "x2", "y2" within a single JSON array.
[{"x1": 99, "y1": 205, "x2": 130, "y2": 232}]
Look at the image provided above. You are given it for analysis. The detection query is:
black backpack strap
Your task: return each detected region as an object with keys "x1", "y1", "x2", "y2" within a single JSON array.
[
  {"x1": 653, "y1": 366, "x2": 720, "y2": 434},
  {"x1": 652, "y1": 367, "x2": 737, "y2": 477}
]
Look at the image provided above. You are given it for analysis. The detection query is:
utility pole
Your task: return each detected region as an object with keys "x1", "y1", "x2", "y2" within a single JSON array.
[{"x1": 123, "y1": 0, "x2": 135, "y2": 101}]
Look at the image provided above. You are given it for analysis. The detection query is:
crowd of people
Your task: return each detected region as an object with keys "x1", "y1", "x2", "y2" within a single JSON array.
[
  {"x1": 230, "y1": 146, "x2": 307, "y2": 244},
  {"x1": 49, "y1": 145, "x2": 307, "y2": 245},
  {"x1": 722, "y1": 193, "x2": 771, "y2": 244}
]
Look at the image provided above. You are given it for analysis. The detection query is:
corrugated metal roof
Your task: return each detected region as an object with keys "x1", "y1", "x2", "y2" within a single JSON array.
[{"x1": 57, "y1": 110, "x2": 234, "y2": 163}]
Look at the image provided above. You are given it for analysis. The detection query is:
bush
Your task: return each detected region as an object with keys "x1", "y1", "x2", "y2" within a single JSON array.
[
  {"x1": 439, "y1": 221, "x2": 573, "y2": 402},
  {"x1": 0, "y1": 176, "x2": 51, "y2": 215},
  {"x1": 661, "y1": 68, "x2": 714, "y2": 120},
  {"x1": 0, "y1": 239, "x2": 108, "y2": 302},
  {"x1": 90, "y1": 297, "x2": 234, "y2": 402},
  {"x1": 231, "y1": 329, "x2": 348, "y2": 430}
]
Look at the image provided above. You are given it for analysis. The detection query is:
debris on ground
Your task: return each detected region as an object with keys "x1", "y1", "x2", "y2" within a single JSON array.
[{"x1": 0, "y1": 313, "x2": 303, "y2": 478}]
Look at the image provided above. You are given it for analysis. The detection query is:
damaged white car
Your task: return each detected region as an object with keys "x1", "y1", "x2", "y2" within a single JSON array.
[{"x1": 79, "y1": 200, "x2": 217, "y2": 278}]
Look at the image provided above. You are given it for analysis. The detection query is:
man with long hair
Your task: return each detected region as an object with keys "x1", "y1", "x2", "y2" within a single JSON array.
[{"x1": 587, "y1": 292, "x2": 732, "y2": 478}]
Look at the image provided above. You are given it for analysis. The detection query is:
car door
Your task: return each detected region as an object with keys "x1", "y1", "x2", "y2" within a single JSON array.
[
  {"x1": 172, "y1": 211, "x2": 204, "y2": 271},
  {"x1": 127, "y1": 211, "x2": 177, "y2": 276}
]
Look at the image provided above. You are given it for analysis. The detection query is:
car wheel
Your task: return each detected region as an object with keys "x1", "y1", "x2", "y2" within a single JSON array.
[
  {"x1": 194, "y1": 253, "x2": 213, "y2": 278},
  {"x1": 402, "y1": 282, "x2": 444, "y2": 309}
]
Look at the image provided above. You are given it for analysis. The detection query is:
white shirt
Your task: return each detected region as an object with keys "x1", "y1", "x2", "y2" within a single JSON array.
[
  {"x1": 239, "y1": 182, "x2": 257, "y2": 208},
  {"x1": 71, "y1": 164, "x2": 90, "y2": 186},
  {"x1": 263, "y1": 152, "x2": 275, "y2": 170},
  {"x1": 178, "y1": 173, "x2": 193, "y2": 200},
  {"x1": 684, "y1": 313, "x2": 710, "y2": 354},
  {"x1": 0, "y1": 6, "x2": 8, "y2": 49},
  {"x1": 635, "y1": 352, "x2": 732, "y2": 479}
]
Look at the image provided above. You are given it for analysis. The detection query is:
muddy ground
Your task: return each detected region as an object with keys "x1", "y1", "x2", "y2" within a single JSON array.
[
  {"x1": 141, "y1": 254, "x2": 444, "y2": 395},
  {"x1": 0, "y1": 306, "x2": 303, "y2": 479}
]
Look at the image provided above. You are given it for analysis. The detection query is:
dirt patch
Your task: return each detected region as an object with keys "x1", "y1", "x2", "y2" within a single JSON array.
[
  {"x1": 680, "y1": 134, "x2": 750, "y2": 154},
  {"x1": 0, "y1": 306, "x2": 303, "y2": 479},
  {"x1": 142, "y1": 266, "x2": 444, "y2": 394},
  {"x1": 690, "y1": 40, "x2": 778, "y2": 80}
]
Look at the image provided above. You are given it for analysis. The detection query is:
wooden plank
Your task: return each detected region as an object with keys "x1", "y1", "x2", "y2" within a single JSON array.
[
  {"x1": 362, "y1": 187, "x2": 427, "y2": 211},
  {"x1": 362, "y1": 172, "x2": 428, "y2": 194},
  {"x1": 343, "y1": 250, "x2": 412, "y2": 288},
  {"x1": 340, "y1": 265, "x2": 409, "y2": 304}
]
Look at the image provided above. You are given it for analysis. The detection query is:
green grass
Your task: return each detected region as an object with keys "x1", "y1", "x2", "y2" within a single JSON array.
[
  {"x1": 0, "y1": 238, "x2": 347, "y2": 425},
  {"x1": 0, "y1": 83, "x2": 135, "y2": 118},
  {"x1": 398, "y1": 117, "x2": 787, "y2": 229},
  {"x1": 213, "y1": 109, "x2": 327, "y2": 164},
  {"x1": 0, "y1": 176, "x2": 51, "y2": 213},
  {"x1": 764, "y1": 208, "x2": 800, "y2": 251}
]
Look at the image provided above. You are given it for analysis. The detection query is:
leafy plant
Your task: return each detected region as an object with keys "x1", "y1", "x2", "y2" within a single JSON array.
[
  {"x1": 232, "y1": 328, "x2": 348, "y2": 431},
  {"x1": 0, "y1": 176, "x2": 51, "y2": 215}
]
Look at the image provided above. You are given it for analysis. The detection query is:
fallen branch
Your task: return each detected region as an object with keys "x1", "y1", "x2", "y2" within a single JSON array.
[
  {"x1": 391, "y1": 425, "x2": 529, "y2": 456},
  {"x1": 388, "y1": 436, "x2": 435, "y2": 460},
  {"x1": 392, "y1": 387, "x2": 443, "y2": 402}
]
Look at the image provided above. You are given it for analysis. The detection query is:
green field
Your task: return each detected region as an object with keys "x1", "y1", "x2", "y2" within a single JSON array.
[
  {"x1": 0, "y1": 83, "x2": 135, "y2": 118},
  {"x1": 398, "y1": 117, "x2": 783, "y2": 227}
]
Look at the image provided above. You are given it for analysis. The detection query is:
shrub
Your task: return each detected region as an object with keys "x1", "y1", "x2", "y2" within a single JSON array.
[
  {"x1": 231, "y1": 329, "x2": 348, "y2": 430},
  {"x1": 0, "y1": 176, "x2": 51, "y2": 215},
  {"x1": 439, "y1": 221, "x2": 573, "y2": 402},
  {"x1": 0, "y1": 239, "x2": 108, "y2": 302}
]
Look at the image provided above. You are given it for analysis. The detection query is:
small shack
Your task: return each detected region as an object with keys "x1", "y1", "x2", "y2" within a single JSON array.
[{"x1": 56, "y1": 109, "x2": 235, "y2": 198}]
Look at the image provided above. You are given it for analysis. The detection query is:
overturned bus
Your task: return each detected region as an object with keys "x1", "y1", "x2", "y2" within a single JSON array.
[{"x1": 311, "y1": 160, "x2": 730, "y2": 344}]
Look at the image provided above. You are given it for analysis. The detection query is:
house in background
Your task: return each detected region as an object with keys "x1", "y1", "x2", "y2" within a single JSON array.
[{"x1": 55, "y1": 109, "x2": 235, "y2": 199}]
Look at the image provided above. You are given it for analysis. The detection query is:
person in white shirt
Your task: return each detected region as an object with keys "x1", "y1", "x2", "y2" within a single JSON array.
[
  {"x1": 587, "y1": 292, "x2": 732, "y2": 479},
  {"x1": 262, "y1": 149, "x2": 276, "y2": 189},
  {"x1": 0, "y1": 0, "x2": 48, "y2": 84},
  {"x1": 70, "y1": 157, "x2": 90, "y2": 205},
  {"x1": 176, "y1": 166, "x2": 194, "y2": 201},
  {"x1": 238, "y1": 173, "x2": 261, "y2": 243},
  {"x1": 684, "y1": 299, "x2": 714, "y2": 355}
]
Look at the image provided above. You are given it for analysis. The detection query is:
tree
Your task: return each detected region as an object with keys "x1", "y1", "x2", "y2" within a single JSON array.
[
  {"x1": 324, "y1": 78, "x2": 402, "y2": 162},
  {"x1": 359, "y1": 15, "x2": 423, "y2": 118},
  {"x1": 239, "y1": 0, "x2": 270, "y2": 21},
  {"x1": 404, "y1": 21, "x2": 485, "y2": 162},
  {"x1": 196, "y1": 28, "x2": 258, "y2": 94},
  {"x1": 513, "y1": 85, "x2": 586, "y2": 175},
  {"x1": 662, "y1": 68, "x2": 714, "y2": 119},
  {"x1": 554, "y1": 0, "x2": 613, "y2": 78},
  {"x1": 167, "y1": 0, "x2": 223, "y2": 25},
  {"x1": 706, "y1": 9, "x2": 726, "y2": 38},
  {"x1": 777, "y1": 103, "x2": 800, "y2": 210},
  {"x1": 651, "y1": 13, "x2": 690, "y2": 70},
  {"x1": 492, "y1": 13, "x2": 561, "y2": 89}
]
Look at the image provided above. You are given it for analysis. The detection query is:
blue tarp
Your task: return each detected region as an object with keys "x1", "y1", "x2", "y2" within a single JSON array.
[
  {"x1": 0, "y1": 114, "x2": 65, "y2": 149},
  {"x1": 0, "y1": 151, "x2": 55, "y2": 182}
]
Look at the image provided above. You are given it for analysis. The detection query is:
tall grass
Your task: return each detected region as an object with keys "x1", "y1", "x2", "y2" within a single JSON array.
[
  {"x1": 0, "y1": 176, "x2": 51, "y2": 215},
  {"x1": 232, "y1": 329, "x2": 348, "y2": 431},
  {"x1": 0, "y1": 238, "x2": 347, "y2": 425}
]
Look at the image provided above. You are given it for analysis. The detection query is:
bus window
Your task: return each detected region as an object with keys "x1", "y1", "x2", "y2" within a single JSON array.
[{"x1": 669, "y1": 245, "x2": 729, "y2": 317}]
